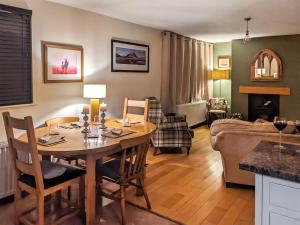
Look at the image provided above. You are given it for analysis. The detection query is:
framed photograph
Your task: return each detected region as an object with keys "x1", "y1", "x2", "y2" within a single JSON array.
[
  {"x1": 111, "y1": 39, "x2": 149, "y2": 72},
  {"x1": 43, "y1": 42, "x2": 83, "y2": 83},
  {"x1": 218, "y1": 56, "x2": 231, "y2": 69}
]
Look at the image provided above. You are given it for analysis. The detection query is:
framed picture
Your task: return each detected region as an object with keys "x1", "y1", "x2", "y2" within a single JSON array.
[
  {"x1": 43, "y1": 42, "x2": 83, "y2": 83},
  {"x1": 111, "y1": 39, "x2": 149, "y2": 72},
  {"x1": 218, "y1": 56, "x2": 231, "y2": 69}
]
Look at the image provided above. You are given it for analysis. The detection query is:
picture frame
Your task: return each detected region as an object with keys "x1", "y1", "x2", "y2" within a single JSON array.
[
  {"x1": 111, "y1": 39, "x2": 149, "y2": 72},
  {"x1": 43, "y1": 42, "x2": 83, "y2": 83},
  {"x1": 218, "y1": 56, "x2": 231, "y2": 69}
]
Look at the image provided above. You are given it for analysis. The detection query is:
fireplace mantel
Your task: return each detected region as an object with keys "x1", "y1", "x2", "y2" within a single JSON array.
[{"x1": 239, "y1": 86, "x2": 291, "y2": 95}]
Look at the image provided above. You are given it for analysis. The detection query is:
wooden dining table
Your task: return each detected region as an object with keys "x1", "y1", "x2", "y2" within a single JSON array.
[{"x1": 19, "y1": 119, "x2": 156, "y2": 225}]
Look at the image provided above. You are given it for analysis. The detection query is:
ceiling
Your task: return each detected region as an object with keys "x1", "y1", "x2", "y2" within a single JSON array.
[{"x1": 48, "y1": 0, "x2": 300, "y2": 43}]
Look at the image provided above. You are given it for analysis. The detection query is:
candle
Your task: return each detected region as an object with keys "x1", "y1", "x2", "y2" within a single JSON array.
[
  {"x1": 100, "y1": 103, "x2": 107, "y2": 112},
  {"x1": 82, "y1": 105, "x2": 89, "y2": 114}
]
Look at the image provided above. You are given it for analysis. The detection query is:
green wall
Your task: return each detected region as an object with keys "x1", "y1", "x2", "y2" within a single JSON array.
[
  {"x1": 231, "y1": 35, "x2": 300, "y2": 120},
  {"x1": 213, "y1": 42, "x2": 232, "y2": 106}
]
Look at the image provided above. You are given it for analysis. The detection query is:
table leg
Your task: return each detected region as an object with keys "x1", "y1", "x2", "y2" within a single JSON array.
[{"x1": 86, "y1": 154, "x2": 96, "y2": 225}]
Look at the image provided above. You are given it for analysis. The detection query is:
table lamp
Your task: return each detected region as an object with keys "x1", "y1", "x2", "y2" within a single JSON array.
[
  {"x1": 212, "y1": 70, "x2": 230, "y2": 97},
  {"x1": 83, "y1": 84, "x2": 106, "y2": 121}
]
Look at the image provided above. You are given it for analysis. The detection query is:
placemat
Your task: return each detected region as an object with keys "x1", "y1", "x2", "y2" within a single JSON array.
[
  {"x1": 101, "y1": 129, "x2": 135, "y2": 138},
  {"x1": 37, "y1": 136, "x2": 66, "y2": 146}
]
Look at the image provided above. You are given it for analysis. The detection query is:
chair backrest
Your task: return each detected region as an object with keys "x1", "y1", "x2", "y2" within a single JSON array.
[
  {"x1": 119, "y1": 134, "x2": 151, "y2": 181},
  {"x1": 123, "y1": 97, "x2": 149, "y2": 122},
  {"x1": 207, "y1": 98, "x2": 227, "y2": 111},
  {"x1": 3, "y1": 112, "x2": 44, "y2": 190},
  {"x1": 45, "y1": 116, "x2": 80, "y2": 126}
]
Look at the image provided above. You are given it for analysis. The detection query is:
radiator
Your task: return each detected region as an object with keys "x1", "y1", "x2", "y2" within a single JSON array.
[
  {"x1": 0, "y1": 142, "x2": 29, "y2": 199},
  {"x1": 0, "y1": 142, "x2": 15, "y2": 199},
  {"x1": 176, "y1": 101, "x2": 207, "y2": 126}
]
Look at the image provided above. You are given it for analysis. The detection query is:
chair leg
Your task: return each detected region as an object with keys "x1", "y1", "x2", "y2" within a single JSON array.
[
  {"x1": 153, "y1": 147, "x2": 159, "y2": 156},
  {"x1": 67, "y1": 160, "x2": 72, "y2": 200},
  {"x1": 79, "y1": 176, "x2": 86, "y2": 221},
  {"x1": 120, "y1": 185, "x2": 126, "y2": 225},
  {"x1": 14, "y1": 185, "x2": 21, "y2": 225},
  {"x1": 187, "y1": 147, "x2": 191, "y2": 155},
  {"x1": 139, "y1": 178, "x2": 151, "y2": 210},
  {"x1": 37, "y1": 194, "x2": 45, "y2": 225}
]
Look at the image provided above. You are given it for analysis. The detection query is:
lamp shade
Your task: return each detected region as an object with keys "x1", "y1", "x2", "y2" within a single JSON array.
[
  {"x1": 83, "y1": 84, "x2": 106, "y2": 99},
  {"x1": 212, "y1": 70, "x2": 230, "y2": 80}
]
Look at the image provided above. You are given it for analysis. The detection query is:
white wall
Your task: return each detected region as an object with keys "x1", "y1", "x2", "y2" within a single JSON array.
[{"x1": 0, "y1": 0, "x2": 162, "y2": 141}]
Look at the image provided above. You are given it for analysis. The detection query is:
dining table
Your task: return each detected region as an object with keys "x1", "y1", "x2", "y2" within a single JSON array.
[{"x1": 19, "y1": 119, "x2": 156, "y2": 225}]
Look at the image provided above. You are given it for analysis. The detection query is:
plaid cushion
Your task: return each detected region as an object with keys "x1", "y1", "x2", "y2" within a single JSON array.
[
  {"x1": 166, "y1": 115, "x2": 186, "y2": 123},
  {"x1": 158, "y1": 121, "x2": 188, "y2": 130},
  {"x1": 148, "y1": 98, "x2": 192, "y2": 148}
]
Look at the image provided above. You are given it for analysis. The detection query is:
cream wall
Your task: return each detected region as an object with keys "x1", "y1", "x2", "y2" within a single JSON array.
[{"x1": 0, "y1": 0, "x2": 162, "y2": 141}]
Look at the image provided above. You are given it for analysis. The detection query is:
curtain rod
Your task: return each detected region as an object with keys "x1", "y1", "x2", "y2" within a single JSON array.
[{"x1": 161, "y1": 31, "x2": 212, "y2": 44}]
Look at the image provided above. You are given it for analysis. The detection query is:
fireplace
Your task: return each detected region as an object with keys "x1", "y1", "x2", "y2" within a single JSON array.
[{"x1": 248, "y1": 94, "x2": 279, "y2": 122}]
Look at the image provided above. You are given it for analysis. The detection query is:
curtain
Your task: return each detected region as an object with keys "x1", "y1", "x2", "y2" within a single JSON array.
[{"x1": 161, "y1": 31, "x2": 213, "y2": 113}]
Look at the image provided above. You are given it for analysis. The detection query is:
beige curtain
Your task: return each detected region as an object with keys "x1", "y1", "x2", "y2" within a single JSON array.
[{"x1": 161, "y1": 31, "x2": 213, "y2": 113}]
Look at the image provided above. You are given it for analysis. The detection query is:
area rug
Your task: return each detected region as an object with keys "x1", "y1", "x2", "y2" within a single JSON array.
[{"x1": 0, "y1": 196, "x2": 184, "y2": 225}]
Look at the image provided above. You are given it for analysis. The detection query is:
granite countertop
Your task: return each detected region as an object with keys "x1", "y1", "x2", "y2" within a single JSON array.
[{"x1": 239, "y1": 140, "x2": 300, "y2": 183}]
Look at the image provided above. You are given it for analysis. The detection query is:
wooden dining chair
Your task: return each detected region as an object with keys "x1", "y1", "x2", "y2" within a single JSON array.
[
  {"x1": 97, "y1": 134, "x2": 152, "y2": 225},
  {"x1": 3, "y1": 112, "x2": 85, "y2": 225},
  {"x1": 123, "y1": 97, "x2": 150, "y2": 122},
  {"x1": 45, "y1": 117, "x2": 82, "y2": 200}
]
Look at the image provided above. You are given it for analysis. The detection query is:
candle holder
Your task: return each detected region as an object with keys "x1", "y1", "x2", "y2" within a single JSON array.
[
  {"x1": 81, "y1": 112, "x2": 90, "y2": 133},
  {"x1": 99, "y1": 110, "x2": 107, "y2": 129}
]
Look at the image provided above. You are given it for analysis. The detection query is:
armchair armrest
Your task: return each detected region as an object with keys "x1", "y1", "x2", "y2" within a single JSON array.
[{"x1": 158, "y1": 121, "x2": 189, "y2": 131}]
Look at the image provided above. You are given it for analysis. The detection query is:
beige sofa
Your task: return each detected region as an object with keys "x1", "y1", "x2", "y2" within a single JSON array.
[{"x1": 210, "y1": 119, "x2": 300, "y2": 186}]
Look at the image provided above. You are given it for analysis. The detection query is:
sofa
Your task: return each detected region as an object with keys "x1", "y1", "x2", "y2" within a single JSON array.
[{"x1": 210, "y1": 119, "x2": 300, "y2": 186}]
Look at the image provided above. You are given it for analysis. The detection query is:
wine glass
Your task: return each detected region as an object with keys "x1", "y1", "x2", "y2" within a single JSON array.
[{"x1": 273, "y1": 116, "x2": 287, "y2": 149}]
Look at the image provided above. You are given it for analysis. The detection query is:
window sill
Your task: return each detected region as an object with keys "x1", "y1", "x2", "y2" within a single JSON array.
[{"x1": 0, "y1": 103, "x2": 36, "y2": 110}]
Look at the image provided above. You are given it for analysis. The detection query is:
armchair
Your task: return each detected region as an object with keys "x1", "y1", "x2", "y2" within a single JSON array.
[
  {"x1": 206, "y1": 97, "x2": 228, "y2": 127},
  {"x1": 148, "y1": 98, "x2": 193, "y2": 155}
]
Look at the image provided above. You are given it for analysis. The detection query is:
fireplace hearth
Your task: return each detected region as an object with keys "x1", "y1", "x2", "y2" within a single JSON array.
[{"x1": 248, "y1": 94, "x2": 279, "y2": 122}]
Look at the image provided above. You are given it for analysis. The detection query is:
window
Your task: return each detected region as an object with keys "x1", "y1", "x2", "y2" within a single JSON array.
[{"x1": 0, "y1": 4, "x2": 32, "y2": 106}]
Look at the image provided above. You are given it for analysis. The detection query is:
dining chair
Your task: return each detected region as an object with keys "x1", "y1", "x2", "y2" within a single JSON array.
[
  {"x1": 3, "y1": 112, "x2": 86, "y2": 225},
  {"x1": 123, "y1": 97, "x2": 150, "y2": 122},
  {"x1": 45, "y1": 116, "x2": 82, "y2": 200},
  {"x1": 97, "y1": 134, "x2": 152, "y2": 225}
]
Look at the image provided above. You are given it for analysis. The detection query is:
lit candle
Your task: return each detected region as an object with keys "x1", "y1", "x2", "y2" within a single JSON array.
[
  {"x1": 82, "y1": 105, "x2": 90, "y2": 114},
  {"x1": 100, "y1": 103, "x2": 107, "y2": 112}
]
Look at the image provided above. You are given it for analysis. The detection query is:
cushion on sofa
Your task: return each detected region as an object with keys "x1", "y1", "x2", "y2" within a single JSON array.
[
  {"x1": 252, "y1": 120, "x2": 295, "y2": 134},
  {"x1": 210, "y1": 119, "x2": 296, "y2": 136},
  {"x1": 210, "y1": 119, "x2": 253, "y2": 136}
]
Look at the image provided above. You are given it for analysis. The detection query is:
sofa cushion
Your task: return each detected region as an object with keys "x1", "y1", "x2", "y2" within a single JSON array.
[
  {"x1": 252, "y1": 120, "x2": 295, "y2": 134},
  {"x1": 210, "y1": 118, "x2": 296, "y2": 136},
  {"x1": 210, "y1": 119, "x2": 253, "y2": 136}
]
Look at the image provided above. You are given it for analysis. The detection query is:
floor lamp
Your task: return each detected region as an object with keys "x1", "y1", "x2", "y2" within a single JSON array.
[{"x1": 212, "y1": 70, "x2": 230, "y2": 97}]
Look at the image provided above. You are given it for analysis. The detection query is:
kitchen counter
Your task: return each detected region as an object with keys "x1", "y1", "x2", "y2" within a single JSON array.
[
  {"x1": 239, "y1": 140, "x2": 300, "y2": 183},
  {"x1": 239, "y1": 140, "x2": 300, "y2": 225}
]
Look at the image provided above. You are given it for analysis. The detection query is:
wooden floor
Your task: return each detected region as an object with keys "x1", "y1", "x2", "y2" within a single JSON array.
[
  {"x1": 0, "y1": 126, "x2": 254, "y2": 225},
  {"x1": 127, "y1": 126, "x2": 255, "y2": 225}
]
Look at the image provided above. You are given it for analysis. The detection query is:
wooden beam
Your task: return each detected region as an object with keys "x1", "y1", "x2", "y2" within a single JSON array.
[{"x1": 239, "y1": 86, "x2": 291, "y2": 95}]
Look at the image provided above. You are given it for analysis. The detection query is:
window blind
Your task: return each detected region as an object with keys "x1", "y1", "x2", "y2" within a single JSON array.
[{"x1": 0, "y1": 4, "x2": 32, "y2": 106}]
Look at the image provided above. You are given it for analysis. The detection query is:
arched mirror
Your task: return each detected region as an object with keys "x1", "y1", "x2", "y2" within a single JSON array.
[{"x1": 251, "y1": 49, "x2": 282, "y2": 81}]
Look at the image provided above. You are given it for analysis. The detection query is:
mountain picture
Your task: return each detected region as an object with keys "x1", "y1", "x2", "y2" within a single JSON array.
[{"x1": 111, "y1": 39, "x2": 149, "y2": 72}]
